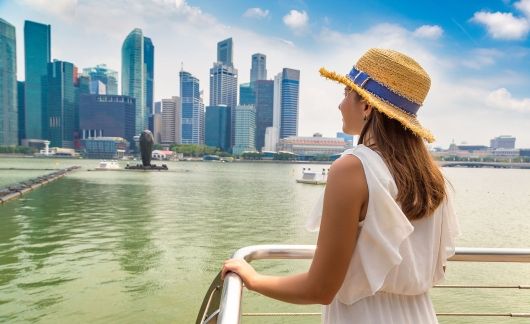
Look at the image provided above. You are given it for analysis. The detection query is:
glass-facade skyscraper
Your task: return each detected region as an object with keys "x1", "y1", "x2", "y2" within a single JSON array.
[
  {"x1": 121, "y1": 28, "x2": 146, "y2": 136},
  {"x1": 250, "y1": 53, "x2": 267, "y2": 82},
  {"x1": 0, "y1": 18, "x2": 18, "y2": 145},
  {"x1": 233, "y1": 105, "x2": 256, "y2": 155},
  {"x1": 180, "y1": 70, "x2": 204, "y2": 144},
  {"x1": 47, "y1": 60, "x2": 75, "y2": 148},
  {"x1": 217, "y1": 38, "x2": 233, "y2": 67},
  {"x1": 254, "y1": 80, "x2": 274, "y2": 151},
  {"x1": 210, "y1": 38, "x2": 238, "y2": 146},
  {"x1": 205, "y1": 105, "x2": 231, "y2": 152},
  {"x1": 82, "y1": 64, "x2": 118, "y2": 95},
  {"x1": 239, "y1": 83, "x2": 255, "y2": 106},
  {"x1": 280, "y1": 68, "x2": 300, "y2": 139},
  {"x1": 144, "y1": 37, "x2": 154, "y2": 114},
  {"x1": 17, "y1": 81, "x2": 25, "y2": 143},
  {"x1": 24, "y1": 20, "x2": 51, "y2": 140}
]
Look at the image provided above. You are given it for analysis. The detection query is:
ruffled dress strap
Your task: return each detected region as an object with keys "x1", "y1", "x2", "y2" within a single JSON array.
[{"x1": 335, "y1": 145, "x2": 414, "y2": 304}]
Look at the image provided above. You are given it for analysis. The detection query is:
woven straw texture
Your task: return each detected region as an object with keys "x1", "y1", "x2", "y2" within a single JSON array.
[{"x1": 320, "y1": 48, "x2": 435, "y2": 143}]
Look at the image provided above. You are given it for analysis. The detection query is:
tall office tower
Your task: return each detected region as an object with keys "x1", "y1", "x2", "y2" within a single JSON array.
[
  {"x1": 232, "y1": 105, "x2": 256, "y2": 155},
  {"x1": 239, "y1": 83, "x2": 255, "y2": 105},
  {"x1": 217, "y1": 38, "x2": 233, "y2": 67},
  {"x1": 82, "y1": 64, "x2": 118, "y2": 95},
  {"x1": 0, "y1": 19, "x2": 18, "y2": 145},
  {"x1": 273, "y1": 72, "x2": 282, "y2": 130},
  {"x1": 205, "y1": 105, "x2": 231, "y2": 152},
  {"x1": 144, "y1": 36, "x2": 154, "y2": 114},
  {"x1": 250, "y1": 53, "x2": 267, "y2": 82},
  {"x1": 180, "y1": 70, "x2": 203, "y2": 144},
  {"x1": 47, "y1": 60, "x2": 75, "y2": 148},
  {"x1": 122, "y1": 28, "x2": 146, "y2": 136},
  {"x1": 154, "y1": 101, "x2": 162, "y2": 114},
  {"x1": 160, "y1": 96, "x2": 181, "y2": 145},
  {"x1": 254, "y1": 80, "x2": 274, "y2": 151},
  {"x1": 17, "y1": 82, "x2": 25, "y2": 144},
  {"x1": 152, "y1": 101, "x2": 162, "y2": 144},
  {"x1": 210, "y1": 38, "x2": 238, "y2": 145},
  {"x1": 279, "y1": 68, "x2": 300, "y2": 139},
  {"x1": 24, "y1": 20, "x2": 51, "y2": 140}
]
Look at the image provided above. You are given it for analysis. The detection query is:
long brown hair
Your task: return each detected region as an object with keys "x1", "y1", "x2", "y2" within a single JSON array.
[{"x1": 359, "y1": 108, "x2": 446, "y2": 220}]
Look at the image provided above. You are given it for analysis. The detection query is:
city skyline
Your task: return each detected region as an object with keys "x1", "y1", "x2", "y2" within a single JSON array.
[{"x1": 2, "y1": 1, "x2": 530, "y2": 148}]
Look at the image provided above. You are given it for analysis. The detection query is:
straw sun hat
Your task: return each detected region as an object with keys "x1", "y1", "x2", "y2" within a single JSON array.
[{"x1": 319, "y1": 48, "x2": 435, "y2": 143}]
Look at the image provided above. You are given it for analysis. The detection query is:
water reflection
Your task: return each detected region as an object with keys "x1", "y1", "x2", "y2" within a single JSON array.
[{"x1": 0, "y1": 160, "x2": 529, "y2": 323}]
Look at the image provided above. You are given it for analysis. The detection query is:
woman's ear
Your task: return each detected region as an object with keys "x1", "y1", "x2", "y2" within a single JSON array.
[{"x1": 364, "y1": 103, "x2": 373, "y2": 114}]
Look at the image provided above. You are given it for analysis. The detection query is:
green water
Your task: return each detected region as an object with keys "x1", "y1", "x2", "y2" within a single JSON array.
[{"x1": 0, "y1": 157, "x2": 529, "y2": 323}]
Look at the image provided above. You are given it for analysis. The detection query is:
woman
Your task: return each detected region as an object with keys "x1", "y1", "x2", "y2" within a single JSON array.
[{"x1": 221, "y1": 48, "x2": 459, "y2": 323}]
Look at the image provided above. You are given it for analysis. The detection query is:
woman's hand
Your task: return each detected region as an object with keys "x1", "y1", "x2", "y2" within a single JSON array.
[{"x1": 221, "y1": 258, "x2": 259, "y2": 290}]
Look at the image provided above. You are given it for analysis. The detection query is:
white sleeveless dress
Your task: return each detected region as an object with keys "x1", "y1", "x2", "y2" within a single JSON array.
[{"x1": 306, "y1": 144, "x2": 460, "y2": 324}]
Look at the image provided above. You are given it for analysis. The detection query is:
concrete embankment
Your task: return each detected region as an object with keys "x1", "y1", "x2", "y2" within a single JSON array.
[{"x1": 0, "y1": 166, "x2": 80, "y2": 204}]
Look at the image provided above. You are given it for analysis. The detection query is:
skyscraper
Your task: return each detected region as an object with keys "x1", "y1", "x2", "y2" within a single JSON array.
[
  {"x1": 122, "y1": 28, "x2": 146, "y2": 136},
  {"x1": 47, "y1": 60, "x2": 75, "y2": 148},
  {"x1": 144, "y1": 37, "x2": 154, "y2": 114},
  {"x1": 160, "y1": 96, "x2": 181, "y2": 145},
  {"x1": 210, "y1": 64, "x2": 238, "y2": 110},
  {"x1": 180, "y1": 70, "x2": 204, "y2": 144},
  {"x1": 250, "y1": 53, "x2": 267, "y2": 82},
  {"x1": 17, "y1": 81, "x2": 25, "y2": 144},
  {"x1": 82, "y1": 64, "x2": 118, "y2": 95},
  {"x1": 233, "y1": 105, "x2": 256, "y2": 155},
  {"x1": 205, "y1": 105, "x2": 231, "y2": 152},
  {"x1": 280, "y1": 68, "x2": 300, "y2": 139},
  {"x1": 254, "y1": 80, "x2": 274, "y2": 151},
  {"x1": 217, "y1": 38, "x2": 233, "y2": 67},
  {"x1": 0, "y1": 18, "x2": 18, "y2": 145},
  {"x1": 273, "y1": 72, "x2": 282, "y2": 130},
  {"x1": 210, "y1": 38, "x2": 238, "y2": 145},
  {"x1": 24, "y1": 20, "x2": 51, "y2": 140},
  {"x1": 239, "y1": 83, "x2": 255, "y2": 105}
]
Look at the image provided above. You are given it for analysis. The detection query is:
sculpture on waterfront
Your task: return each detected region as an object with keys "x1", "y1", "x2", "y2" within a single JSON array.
[
  {"x1": 140, "y1": 130, "x2": 154, "y2": 167},
  {"x1": 125, "y1": 130, "x2": 168, "y2": 171}
]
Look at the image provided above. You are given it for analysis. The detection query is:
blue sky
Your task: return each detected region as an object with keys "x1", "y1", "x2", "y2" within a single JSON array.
[{"x1": 2, "y1": 0, "x2": 530, "y2": 148}]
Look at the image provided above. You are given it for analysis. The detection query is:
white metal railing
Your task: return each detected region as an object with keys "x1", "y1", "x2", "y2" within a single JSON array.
[{"x1": 196, "y1": 245, "x2": 530, "y2": 324}]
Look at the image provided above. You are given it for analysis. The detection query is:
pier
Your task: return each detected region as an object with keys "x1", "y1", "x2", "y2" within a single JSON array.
[
  {"x1": 0, "y1": 166, "x2": 80, "y2": 204},
  {"x1": 439, "y1": 161, "x2": 530, "y2": 169}
]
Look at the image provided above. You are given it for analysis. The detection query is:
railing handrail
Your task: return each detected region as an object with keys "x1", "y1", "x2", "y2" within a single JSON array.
[{"x1": 216, "y1": 245, "x2": 530, "y2": 324}]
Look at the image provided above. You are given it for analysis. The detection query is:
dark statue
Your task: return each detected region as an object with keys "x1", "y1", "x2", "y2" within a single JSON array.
[
  {"x1": 140, "y1": 130, "x2": 154, "y2": 166},
  {"x1": 125, "y1": 130, "x2": 168, "y2": 171}
]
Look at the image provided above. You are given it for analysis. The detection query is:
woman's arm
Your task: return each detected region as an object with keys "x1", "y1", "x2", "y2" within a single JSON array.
[{"x1": 222, "y1": 155, "x2": 368, "y2": 305}]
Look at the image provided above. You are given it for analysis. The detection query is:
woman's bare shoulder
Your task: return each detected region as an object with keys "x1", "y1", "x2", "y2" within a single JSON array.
[{"x1": 327, "y1": 154, "x2": 367, "y2": 193}]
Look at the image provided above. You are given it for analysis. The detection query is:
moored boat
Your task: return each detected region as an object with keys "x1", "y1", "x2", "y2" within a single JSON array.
[
  {"x1": 95, "y1": 160, "x2": 120, "y2": 170},
  {"x1": 296, "y1": 167, "x2": 329, "y2": 184}
]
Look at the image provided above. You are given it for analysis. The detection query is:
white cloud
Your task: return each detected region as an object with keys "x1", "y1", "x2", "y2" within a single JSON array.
[
  {"x1": 413, "y1": 25, "x2": 443, "y2": 40},
  {"x1": 17, "y1": 0, "x2": 77, "y2": 18},
  {"x1": 471, "y1": 11, "x2": 530, "y2": 40},
  {"x1": 515, "y1": 0, "x2": 530, "y2": 18},
  {"x1": 487, "y1": 88, "x2": 530, "y2": 112},
  {"x1": 283, "y1": 10, "x2": 309, "y2": 34},
  {"x1": 461, "y1": 48, "x2": 503, "y2": 69},
  {"x1": 10, "y1": 0, "x2": 530, "y2": 147},
  {"x1": 243, "y1": 7, "x2": 269, "y2": 19}
]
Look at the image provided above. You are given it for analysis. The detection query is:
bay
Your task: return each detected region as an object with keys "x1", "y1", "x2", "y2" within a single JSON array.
[{"x1": 0, "y1": 157, "x2": 529, "y2": 323}]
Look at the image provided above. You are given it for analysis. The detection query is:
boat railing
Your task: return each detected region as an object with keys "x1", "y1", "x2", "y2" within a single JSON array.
[{"x1": 196, "y1": 245, "x2": 530, "y2": 323}]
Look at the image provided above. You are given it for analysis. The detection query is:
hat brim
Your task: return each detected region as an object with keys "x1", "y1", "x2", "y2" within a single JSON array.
[{"x1": 319, "y1": 67, "x2": 436, "y2": 143}]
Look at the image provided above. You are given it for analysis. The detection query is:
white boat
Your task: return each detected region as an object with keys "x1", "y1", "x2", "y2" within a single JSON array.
[
  {"x1": 296, "y1": 167, "x2": 329, "y2": 185},
  {"x1": 95, "y1": 160, "x2": 121, "y2": 170}
]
